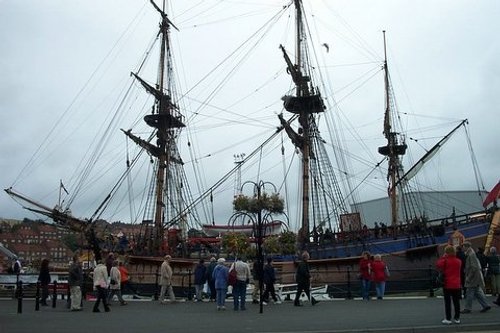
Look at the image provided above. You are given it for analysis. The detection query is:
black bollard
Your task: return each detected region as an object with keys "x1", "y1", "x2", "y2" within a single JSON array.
[
  {"x1": 429, "y1": 265, "x2": 435, "y2": 297},
  {"x1": 52, "y1": 280, "x2": 57, "y2": 308},
  {"x1": 66, "y1": 282, "x2": 71, "y2": 309},
  {"x1": 154, "y1": 268, "x2": 159, "y2": 301},
  {"x1": 346, "y1": 267, "x2": 352, "y2": 299},
  {"x1": 35, "y1": 282, "x2": 40, "y2": 311},
  {"x1": 17, "y1": 281, "x2": 23, "y2": 314},
  {"x1": 187, "y1": 269, "x2": 192, "y2": 301}
]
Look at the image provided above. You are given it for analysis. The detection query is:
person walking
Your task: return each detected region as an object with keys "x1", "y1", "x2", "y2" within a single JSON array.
[
  {"x1": 68, "y1": 255, "x2": 83, "y2": 311},
  {"x1": 436, "y1": 245, "x2": 462, "y2": 325},
  {"x1": 262, "y1": 257, "x2": 280, "y2": 304},
  {"x1": 294, "y1": 251, "x2": 319, "y2": 306},
  {"x1": 107, "y1": 260, "x2": 127, "y2": 305},
  {"x1": 232, "y1": 257, "x2": 251, "y2": 311},
  {"x1": 38, "y1": 258, "x2": 51, "y2": 306},
  {"x1": 206, "y1": 257, "x2": 217, "y2": 302},
  {"x1": 251, "y1": 260, "x2": 262, "y2": 304},
  {"x1": 159, "y1": 255, "x2": 176, "y2": 304},
  {"x1": 92, "y1": 259, "x2": 110, "y2": 313},
  {"x1": 486, "y1": 247, "x2": 500, "y2": 296},
  {"x1": 359, "y1": 251, "x2": 372, "y2": 301},
  {"x1": 461, "y1": 241, "x2": 491, "y2": 314},
  {"x1": 212, "y1": 258, "x2": 229, "y2": 310},
  {"x1": 456, "y1": 245, "x2": 467, "y2": 298},
  {"x1": 371, "y1": 254, "x2": 388, "y2": 300},
  {"x1": 193, "y1": 259, "x2": 207, "y2": 302},
  {"x1": 118, "y1": 261, "x2": 137, "y2": 297},
  {"x1": 105, "y1": 252, "x2": 114, "y2": 275}
]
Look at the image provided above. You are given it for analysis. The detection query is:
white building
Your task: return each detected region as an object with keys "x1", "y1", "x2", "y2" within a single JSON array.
[{"x1": 353, "y1": 190, "x2": 487, "y2": 227}]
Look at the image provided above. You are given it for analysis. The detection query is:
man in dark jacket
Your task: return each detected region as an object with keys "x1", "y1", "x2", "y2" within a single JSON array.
[
  {"x1": 68, "y1": 255, "x2": 83, "y2": 311},
  {"x1": 206, "y1": 257, "x2": 217, "y2": 302},
  {"x1": 194, "y1": 259, "x2": 207, "y2": 302},
  {"x1": 262, "y1": 257, "x2": 280, "y2": 304},
  {"x1": 294, "y1": 251, "x2": 318, "y2": 306}
]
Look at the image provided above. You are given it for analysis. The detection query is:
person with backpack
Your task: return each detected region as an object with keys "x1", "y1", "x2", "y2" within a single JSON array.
[{"x1": 12, "y1": 258, "x2": 21, "y2": 275}]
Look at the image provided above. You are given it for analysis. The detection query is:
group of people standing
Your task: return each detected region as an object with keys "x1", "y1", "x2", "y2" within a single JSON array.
[
  {"x1": 159, "y1": 253, "x2": 320, "y2": 310},
  {"x1": 436, "y1": 241, "x2": 499, "y2": 325},
  {"x1": 358, "y1": 251, "x2": 390, "y2": 301}
]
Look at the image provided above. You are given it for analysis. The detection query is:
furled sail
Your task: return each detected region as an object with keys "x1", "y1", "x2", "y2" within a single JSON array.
[{"x1": 395, "y1": 119, "x2": 467, "y2": 188}]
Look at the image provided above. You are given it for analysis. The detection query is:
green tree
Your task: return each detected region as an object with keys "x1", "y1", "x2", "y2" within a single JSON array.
[
  {"x1": 263, "y1": 235, "x2": 280, "y2": 254},
  {"x1": 221, "y1": 232, "x2": 250, "y2": 257},
  {"x1": 279, "y1": 231, "x2": 297, "y2": 255}
]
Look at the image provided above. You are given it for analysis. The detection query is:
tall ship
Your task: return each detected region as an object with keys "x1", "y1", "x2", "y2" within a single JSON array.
[{"x1": 4, "y1": 0, "x2": 499, "y2": 293}]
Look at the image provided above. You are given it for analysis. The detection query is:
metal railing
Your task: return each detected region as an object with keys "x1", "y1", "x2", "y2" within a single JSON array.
[{"x1": 2, "y1": 265, "x2": 448, "y2": 313}]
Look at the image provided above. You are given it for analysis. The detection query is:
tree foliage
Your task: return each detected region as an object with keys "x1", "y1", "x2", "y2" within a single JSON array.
[
  {"x1": 221, "y1": 232, "x2": 250, "y2": 257},
  {"x1": 279, "y1": 231, "x2": 297, "y2": 255},
  {"x1": 262, "y1": 231, "x2": 296, "y2": 255}
]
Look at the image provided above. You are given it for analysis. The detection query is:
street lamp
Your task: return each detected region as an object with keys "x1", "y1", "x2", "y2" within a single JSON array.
[{"x1": 240, "y1": 180, "x2": 278, "y2": 314}]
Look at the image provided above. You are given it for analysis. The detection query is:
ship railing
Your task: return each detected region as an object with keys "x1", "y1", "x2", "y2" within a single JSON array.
[{"x1": 274, "y1": 266, "x2": 475, "y2": 299}]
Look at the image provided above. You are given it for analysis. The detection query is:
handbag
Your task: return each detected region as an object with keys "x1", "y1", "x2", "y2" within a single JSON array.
[
  {"x1": 228, "y1": 266, "x2": 237, "y2": 286},
  {"x1": 435, "y1": 259, "x2": 447, "y2": 287}
]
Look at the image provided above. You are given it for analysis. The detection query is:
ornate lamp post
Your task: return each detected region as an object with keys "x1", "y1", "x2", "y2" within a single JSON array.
[{"x1": 239, "y1": 180, "x2": 279, "y2": 314}]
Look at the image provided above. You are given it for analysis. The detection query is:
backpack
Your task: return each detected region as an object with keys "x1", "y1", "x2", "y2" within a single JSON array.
[{"x1": 11, "y1": 261, "x2": 21, "y2": 274}]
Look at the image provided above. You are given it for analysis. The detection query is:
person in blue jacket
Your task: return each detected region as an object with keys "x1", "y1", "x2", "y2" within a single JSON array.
[{"x1": 212, "y1": 258, "x2": 229, "y2": 310}]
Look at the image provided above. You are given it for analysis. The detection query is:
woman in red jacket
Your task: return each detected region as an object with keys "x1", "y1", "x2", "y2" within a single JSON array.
[
  {"x1": 359, "y1": 251, "x2": 372, "y2": 300},
  {"x1": 371, "y1": 254, "x2": 388, "y2": 299},
  {"x1": 436, "y1": 245, "x2": 462, "y2": 325}
]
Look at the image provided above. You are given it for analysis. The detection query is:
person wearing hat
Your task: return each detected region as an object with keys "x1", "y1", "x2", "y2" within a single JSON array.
[
  {"x1": 159, "y1": 255, "x2": 176, "y2": 304},
  {"x1": 461, "y1": 241, "x2": 491, "y2": 314},
  {"x1": 212, "y1": 258, "x2": 229, "y2": 310}
]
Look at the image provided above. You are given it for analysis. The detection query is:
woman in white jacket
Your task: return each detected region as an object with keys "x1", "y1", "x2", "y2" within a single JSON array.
[
  {"x1": 107, "y1": 260, "x2": 127, "y2": 305},
  {"x1": 93, "y1": 260, "x2": 110, "y2": 312}
]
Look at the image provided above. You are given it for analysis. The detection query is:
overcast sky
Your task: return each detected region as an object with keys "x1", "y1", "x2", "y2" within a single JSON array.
[{"x1": 1, "y1": 0, "x2": 499, "y2": 226}]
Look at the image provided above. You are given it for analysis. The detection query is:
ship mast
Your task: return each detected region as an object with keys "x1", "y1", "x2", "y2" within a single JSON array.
[
  {"x1": 279, "y1": 0, "x2": 325, "y2": 246},
  {"x1": 378, "y1": 31, "x2": 407, "y2": 227},
  {"x1": 153, "y1": 0, "x2": 170, "y2": 256},
  {"x1": 295, "y1": 0, "x2": 311, "y2": 248},
  {"x1": 126, "y1": 0, "x2": 185, "y2": 255}
]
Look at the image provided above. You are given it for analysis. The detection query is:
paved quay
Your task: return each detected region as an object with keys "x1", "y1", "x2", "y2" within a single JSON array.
[{"x1": 1, "y1": 297, "x2": 500, "y2": 333}]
